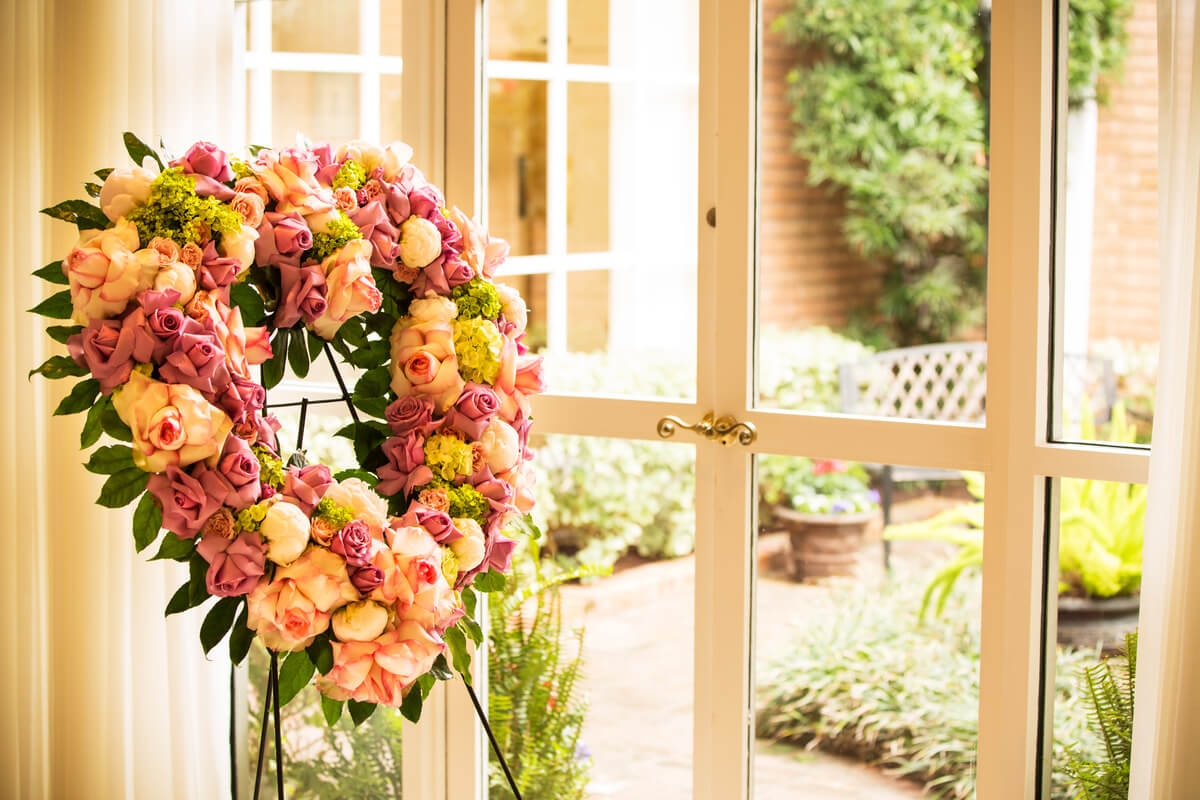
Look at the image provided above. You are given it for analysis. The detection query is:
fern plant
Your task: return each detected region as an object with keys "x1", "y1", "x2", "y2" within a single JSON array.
[
  {"x1": 487, "y1": 543, "x2": 603, "y2": 800},
  {"x1": 1063, "y1": 632, "x2": 1137, "y2": 799}
]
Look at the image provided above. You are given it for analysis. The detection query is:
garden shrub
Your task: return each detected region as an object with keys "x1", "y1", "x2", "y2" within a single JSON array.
[{"x1": 755, "y1": 575, "x2": 1104, "y2": 799}]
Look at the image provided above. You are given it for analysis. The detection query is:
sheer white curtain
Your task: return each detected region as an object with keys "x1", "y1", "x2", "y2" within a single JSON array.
[
  {"x1": 1131, "y1": 0, "x2": 1200, "y2": 794},
  {"x1": 2, "y1": 0, "x2": 235, "y2": 797}
]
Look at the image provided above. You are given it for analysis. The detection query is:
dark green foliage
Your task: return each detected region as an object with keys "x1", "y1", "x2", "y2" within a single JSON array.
[
  {"x1": 773, "y1": 0, "x2": 1131, "y2": 346},
  {"x1": 487, "y1": 554, "x2": 593, "y2": 800},
  {"x1": 1062, "y1": 632, "x2": 1136, "y2": 799}
]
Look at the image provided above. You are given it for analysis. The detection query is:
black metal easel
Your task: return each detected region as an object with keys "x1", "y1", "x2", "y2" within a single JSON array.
[{"x1": 239, "y1": 343, "x2": 522, "y2": 800}]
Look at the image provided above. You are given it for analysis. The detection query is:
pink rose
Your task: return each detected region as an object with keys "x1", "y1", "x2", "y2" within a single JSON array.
[
  {"x1": 331, "y1": 520, "x2": 374, "y2": 568},
  {"x1": 396, "y1": 501, "x2": 461, "y2": 544},
  {"x1": 197, "y1": 530, "x2": 266, "y2": 597},
  {"x1": 375, "y1": 433, "x2": 433, "y2": 498},
  {"x1": 65, "y1": 220, "x2": 158, "y2": 324},
  {"x1": 275, "y1": 263, "x2": 327, "y2": 329},
  {"x1": 282, "y1": 464, "x2": 333, "y2": 515},
  {"x1": 158, "y1": 326, "x2": 232, "y2": 398},
  {"x1": 350, "y1": 564, "x2": 385, "y2": 595},
  {"x1": 309, "y1": 240, "x2": 382, "y2": 339},
  {"x1": 67, "y1": 318, "x2": 136, "y2": 394},
  {"x1": 197, "y1": 435, "x2": 262, "y2": 510},
  {"x1": 498, "y1": 353, "x2": 545, "y2": 422},
  {"x1": 217, "y1": 375, "x2": 267, "y2": 425},
  {"x1": 445, "y1": 382, "x2": 500, "y2": 440},
  {"x1": 186, "y1": 292, "x2": 271, "y2": 379},
  {"x1": 250, "y1": 147, "x2": 334, "y2": 215},
  {"x1": 349, "y1": 200, "x2": 400, "y2": 268},
  {"x1": 388, "y1": 316, "x2": 464, "y2": 412},
  {"x1": 147, "y1": 465, "x2": 221, "y2": 539},
  {"x1": 197, "y1": 241, "x2": 240, "y2": 291},
  {"x1": 175, "y1": 141, "x2": 234, "y2": 181},
  {"x1": 113, "y1": 371, "x2": 233, "y2": 473},
  {"x1": 385, "y1": 395, "x2": 435, "y2": 436},
  {"x1": 317, "y1": 621, "x2": 445, "y2": 705}
]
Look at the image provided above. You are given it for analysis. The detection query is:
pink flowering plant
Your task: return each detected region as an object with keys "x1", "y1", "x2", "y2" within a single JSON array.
[{"x1": 29, "y1": 132, "x2": 545, "y2": 726}]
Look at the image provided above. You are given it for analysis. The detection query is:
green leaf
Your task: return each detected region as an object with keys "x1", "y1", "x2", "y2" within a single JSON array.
[
  {"x1": 200, "y1": 597, "x2": 241, "y2": 655},
  {"x1": 351, "y1": 394, "x2": 390, "y2": 419},
  {"x1": 29, "y1": 291, "x2": 73, "y2": 320},
  {"x1": 444, "y1": 625, "x2": 473, "y2": 680},
  {"x1": 460, "y1": 612, "x2": 484, "y2": 647},
  {"x1": 332, "y1": 469, "x2": 378, "y2": 487},
  {"x1": 54, "y1": 378, "x2": 100, "y2": 415},
  {"x1": 188, "y1": 551, "x2": 209, "y2": 606},
  {"x1": 100, "y1": 403, "x2": 132, "y2": 442},
  {"x1": 84, "y1": 181, "x2": 102, "y2": 198},
  {"x1": 33, "y1": 261, "x2": 68, "y2": 286},
  {"x1": 261, "y1": 329, "x2": 289, "y2": 389},
  {"x1": 355, "y1": 366, "x2": 391, "y2": 397},
  {"x1": 461, "y1": 585, "x2": 477, "y2": 617},
  {"x1": 247, "y1": 143, "x2": 271, "y2": 156},
  {"x1": 399, "y1": 687, "x2": 423, "y2": 722},
  {"x1": 472, "y1": 570, "x2": 506, "y2": 593},
  {"x1": 320, "y1": 694, "x2": 344, "y2": 727},
  {"x1": 80, "y1": 399, "x2": 107, "y2": 448},
  {"x1": 123, "y1": 131, "x2": 165, "y2": 170},
  {"x1": 307, "y1": 636, "x2": 334, "y2": 675},
  {"x1": 349, "y1": 699, "x2": 378, "y2": 726},
  {"x1": 97, "y1": 467, "x2": 149, "y2": 508},
  {"x1": 45, "y1": 325, "x2": 82, "y2": 344},
  {"x1": 277, "y1": 650, "x2": 316, "y2": 707},
  {"x1": 40, "y1": 199, "x2": 109, "y2": 231},
  {"x1": 28, "y1": 354, "x2": 87, "y2": 380},
  {"x1": 151, "y1": 530, "x2": 196, "y2": 562},
  {"x1": 132, "y1": 491, "x2": 163, "y2": 552},
  {"x1": 164, "y1": 581, "x2": 192, "y2": 616},
  {"x1": 85, "y1": 444, "x2": 135, "y2": 474},
  {"x1": 430, "y1": 653, "x2": 454, "y2": 681},
  {"x1": 287, "y1": 328, "x2": 311, "y2": 377},
  {"x1": 307, "y1": 332, "x2": 326, "y2": 363},
  {"x1": 94, "y1": 168, "x2": 114, "y2": 180},
  {"x1": 229, "y1": 281, "x2": 267, "y2": 327},
  {"x1": 228, "y1": 606, "x2": 253, "y2": 665}
]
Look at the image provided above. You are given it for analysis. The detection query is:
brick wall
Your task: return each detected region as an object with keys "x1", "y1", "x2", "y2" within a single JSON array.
[{"x1": 761, "y1": 0, "x2": 1160, "y2": 345}]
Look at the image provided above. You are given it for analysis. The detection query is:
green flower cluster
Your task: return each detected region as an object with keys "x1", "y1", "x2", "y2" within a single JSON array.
[
  {"x1": 452, "y1": 317, "x2": 503, "y2": 384},
  {"x1": 447, "y1": 483, "x2": 489, "y2": 527},
  {"x1": 315, "y1": 497, "x2": 354, "y2": 529},
  {"x1": 253, "y1": 445, "x2": 286, "y2": 490},
  {"x1": 440, "y1": 546, "x2": 460, "y2": 585},
  {"x1": 332, "y1": 159, "x2": 366, "y2": 190},
  {"x1": 424, "y1": 433, "x2": 474, "y2": 481},
  {"x1": 126, "y1": 167, "x2": 241, "y2": 247},
  {"x1": 451, "y1": 277, "x2": 502, "y2": 320},
  {"x1": 237, "y1": 502, "x2": 270, "y2": 532},
  {"x1": 230, "y1": 159, "x2": 255, "y2": 180},
  {"x1": 309, "y1": 211, "x2": 363, "y2": 261}
]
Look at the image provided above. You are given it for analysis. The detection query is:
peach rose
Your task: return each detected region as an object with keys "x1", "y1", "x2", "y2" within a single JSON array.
[
  {"x1": 477, "y1": 417, "x2": 521, "y2": 474},
  {"x1": 186, "y1": 292, "x2": 271, "y2": 379},
  {"x1": 251, "y1": 147, "x2": 334, "y2": 215},
  {"x1": 234, "y1": 176, "x2": 269, "y2": 204},
  {"x1": 316, "y1": 621, "x2": 444, "y2": 705},
  {"x1": 389, "y1": 316, "x2": 465, "y2": 412},
  {"x1": 498, "y1": 354, "x2": 545, "y2": 422},
  {"x1": 276, "y1": 545, "x2": 359, "y2": 612},
  {"x1": 180, "y1": 242, "x2": 203, "y2": 269},
  {"x1": 368, "y1": 524, "x2": 442, "y2": 611},
  {"x1": 112, "y1": 370, "x2": 233, "y2": 472},
  {"x1": 245, "y1": 548, "x2": 355, "y2": 653},
  {"x1": 498, "y1": 463, "x2": 537, "y2": 513},
  {"x1": 408, "y1": 573, "x2": 463, "y2": 634},
  {"x1": 309, "y1": 239, "x2": 382, "y2": 339},
  {"x1": 449, "y1": 517, "x2": 486, "y2": 572},
  {"x1": 148, "y1": 237, "x2": 180, "y2": 265},
  {"x1": 65, "y1": 219, "x2": 158, "y2": 324},
  {"x1": 495, "y1": 283, "x2": 527, "y2": 334},
  {"x1": 231, "y1": 191, "x2": 265, "y2": 228},
  {"x1": 336, "y1": 140, "x2": 414, "y2": 182},
  {"x1": 322, "y1": 477, "x2": 390, "y2": 539}
]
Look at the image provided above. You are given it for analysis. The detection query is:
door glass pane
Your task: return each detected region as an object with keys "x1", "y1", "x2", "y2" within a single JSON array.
[
  {"x1": 1048, "y1": 478, "x2": 1142, "y2": 799},
  {"x1": 272, "y1": 0, "x2": 360, "y2": 53},
  {"x1": 489, "y1": 78, "x2": 549, "y2": 257},
  {"x1": 381, "y1": 1, "x2": 404, "y2": 57},
  {"x1": 487, "y1": 3, "x2": 699, "y2": 400},
  {"x1": 1052, "y1": 0, "x2": 1156, "y2": 444},
  {"x1": 272, "y1": 72, "x2": 360, "y2": 150},
  {"x1": 489, "y1": 434, "x2": 696, "y2": 799},
  {"x1": 381, "y1": 74, "x2": 405, "y2": 140},
  {"x1": 755, "y1": 0, "x2": 989, "y2": 420},
  {"x1": 489, "y1": 0, "x2": 549, "y2": 62},
  {"x1": 754, "y1": 457, "x2": 982, "y2": 798}
]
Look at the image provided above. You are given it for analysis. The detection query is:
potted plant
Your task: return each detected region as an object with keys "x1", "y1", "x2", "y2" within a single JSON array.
[
  {"x1": 884, "y1": 406, "x2": 1144, "y2": 650},
  {"x1": 759, "y1": 456, "x2": 881, "y2": 580}
]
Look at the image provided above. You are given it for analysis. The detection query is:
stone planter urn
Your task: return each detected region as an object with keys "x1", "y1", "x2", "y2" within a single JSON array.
[
  {"x1": 774, "y1": 506, "x2": 879, "y2": 580},
  {"x1": 1057, "y1": 594, "x2": 1140, "y2": 653}
]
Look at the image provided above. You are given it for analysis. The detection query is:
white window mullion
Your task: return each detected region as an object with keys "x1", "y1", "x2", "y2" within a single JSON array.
[
  {"x1": 544, "y1": 0, "x2": 569, "y2": 355},
  {"x1": 358, "y1": 0, "x2": 382, "y2": 142},
  {"x1": 247, "y1": 0, "x2": 272, "y2": 146}
]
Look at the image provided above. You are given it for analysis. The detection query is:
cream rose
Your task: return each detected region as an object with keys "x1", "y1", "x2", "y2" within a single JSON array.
[
  {"x1": 477, "y1": 417, "x2": 521, "y2": 474},
  {"x1": 449, "y1": 517, "x2": 486, "y2": 572},
  {"x1": 336, "y1": 140, "x2": 414, "y2": 181},
  {"x1": 331, "y1": 599, "x2": 390, "y2": 642},
  {"x1": 218, "y1": 224, "x2": 259, "y2": 275},
  {"x1": 495, "y1": 283, "x2": 528, "y2": 334},
  {"x1": 260, "y1": 501, "x2": 311, "y2": 566},
  {"x1": 322, "y1": 477, "x2": 390, "y2": 539},
  {"x1": 99, "y1": 166, "x2": 155, "y2": 221},
  {"x1": 66, "y1": 219, "x2": 159, "y2": 324},
  {"x1": 153, "y1": 260, "x2": 197, "y2": 305},
  {"x1": 407, "y1": 294, "x2": 458, "y2": 325},
  {"x1": 398, "y1": 216, "x2": 442, "y2": 269},
  {"x1": 310, "y1": 239, "x2": 382, "y2": 339}
]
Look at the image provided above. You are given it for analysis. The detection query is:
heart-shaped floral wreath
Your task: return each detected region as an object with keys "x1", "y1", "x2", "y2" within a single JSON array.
[{"x1": 30, "y1": 133, "x2": 544, "y2": 724}]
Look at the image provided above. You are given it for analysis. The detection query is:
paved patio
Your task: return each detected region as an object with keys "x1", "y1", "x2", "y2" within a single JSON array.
[{"x1": 558, "y1": 529, "x2": 954, "y2": 800}]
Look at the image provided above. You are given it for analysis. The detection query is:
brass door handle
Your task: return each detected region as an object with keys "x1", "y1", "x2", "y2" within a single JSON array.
[{"x1": 657, "y1": 412, "x2": 757, "y2": 447}]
